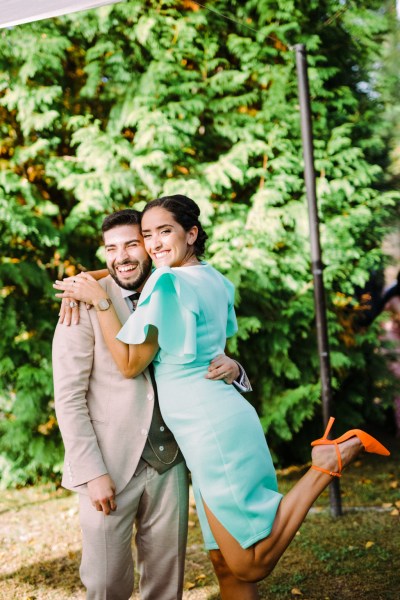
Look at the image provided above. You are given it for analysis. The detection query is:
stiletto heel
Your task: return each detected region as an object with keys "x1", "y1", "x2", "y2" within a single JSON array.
[{"x1": 310, "y1": 417, "x2": 390, "y2": 478}]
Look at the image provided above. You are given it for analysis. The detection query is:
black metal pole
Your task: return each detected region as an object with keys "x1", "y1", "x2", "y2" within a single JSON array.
[{"x1": 294, "y1": 43, "x2": 342, "y2": 517}]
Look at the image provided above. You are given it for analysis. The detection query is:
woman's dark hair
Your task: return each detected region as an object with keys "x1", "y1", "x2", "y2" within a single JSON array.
[{"x1": 142, "y1": 195, "x2": 208, "y2": 257}]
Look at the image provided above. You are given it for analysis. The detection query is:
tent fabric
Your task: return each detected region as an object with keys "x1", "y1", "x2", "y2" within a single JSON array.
[{"x1": 0, "y1": 0, "x2": 122, "y2": 29}]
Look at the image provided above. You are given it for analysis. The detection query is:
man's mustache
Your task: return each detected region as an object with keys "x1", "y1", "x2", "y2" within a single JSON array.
[{"x1": 114, "y1": 260, "x2": 140, "y2": 268}]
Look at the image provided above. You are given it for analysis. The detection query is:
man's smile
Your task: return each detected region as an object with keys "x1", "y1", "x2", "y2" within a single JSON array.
[{"x1": 116, "y1": 263, "x2": 138, "y2": 273}]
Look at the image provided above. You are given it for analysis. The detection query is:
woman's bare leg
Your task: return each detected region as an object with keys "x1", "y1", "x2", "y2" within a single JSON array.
[
  {"x1": 203, "y1": 437, "x2": 363, "y2": 582},
  {"x1": 209, "y1": 550, "x2": 260, "y2": 600}
]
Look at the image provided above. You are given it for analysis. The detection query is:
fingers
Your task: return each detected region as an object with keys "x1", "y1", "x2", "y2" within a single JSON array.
[
  {"x1": 58, "y1": 299, "x2": 66, "y2": 325},
  {"x1": 205, "y1": 365, "x2": 230, "y2": 381},
  {"x1": 92, "y1": 496, "x2": 117, "y2": 515},
  {"x1": 64, "y1": 298, "x2": 74, "y2": 327},
  {"x1": 206, "y1": 371, "x2": 228, "y2": 380},
  {"x1": 88, "y1": 475, "x2": 117, "y2": 516},
  {"x1": 205, "y1": 354, "x2": 239, "y2": 383},
  {"x1": 53, "y1": 274, "x2": 103, "y2": 305},
  {"x1": 227, "y1": 360, "x2": 240, "y2": 382},
  {"x1": 207, "y1": 354, "x2": 225, "y2": 376},
  {"x1": 72, "y1": 302, "x2": 80, "y2": 325},
  {"x1": 209, "y1": 354, "x2": 225, "y2": 369},
  {"x1": 54, "y1": 280, "x2": 74, "y2": 296},
  {"x1": 54, "y1": 280, "x2": 86, "y2": 303},
  {"x1": 67, "y1": 299, "x2": 80, "y2": 326},
  {"x1": 224, "y1": 373, "x2": 235, "y2": 385},
  {"x1": 58, "y1": 298, "x2": 80, "y2": 326}
]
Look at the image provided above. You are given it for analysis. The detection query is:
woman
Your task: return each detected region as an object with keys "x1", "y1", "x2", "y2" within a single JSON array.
[{"x1": 54, "y1": 194, "x2": 389, "y2": 597}]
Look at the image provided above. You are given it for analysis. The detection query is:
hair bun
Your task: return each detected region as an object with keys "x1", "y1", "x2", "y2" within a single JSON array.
[{"x1": 172, "y1": 195, "x2": 200, "y2": 217}]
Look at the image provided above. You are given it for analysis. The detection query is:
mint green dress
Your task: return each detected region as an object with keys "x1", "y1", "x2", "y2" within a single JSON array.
[{"x1": 117, "y1": 263, "x2": 282, "y2": 549}]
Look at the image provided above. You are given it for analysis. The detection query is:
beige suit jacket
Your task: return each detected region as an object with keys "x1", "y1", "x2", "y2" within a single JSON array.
[{"x1": 53, "y1": 275, "x2": 155, "y2": 495}]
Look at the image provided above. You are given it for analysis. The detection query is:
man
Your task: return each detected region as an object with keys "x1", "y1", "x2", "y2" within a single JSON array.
[{"x1": 52, "y1": 209, "x2": 250, "y2": 600}]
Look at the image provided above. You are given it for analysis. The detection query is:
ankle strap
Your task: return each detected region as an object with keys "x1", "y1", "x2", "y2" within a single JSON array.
[{"x1": 311, "y1": 465, "x2": 341, "y2": 478}]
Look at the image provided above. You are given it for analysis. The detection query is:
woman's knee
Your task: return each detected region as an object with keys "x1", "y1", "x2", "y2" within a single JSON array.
[
  {"x1": 227, "y1": 558, "x2": 275, "y2": 583},
  {"x1": 209, "y1": 549, "x2": 268, "y2": 583},
  {"x1": 209, "y1": 549, "x2": 232, "y2": 579}
]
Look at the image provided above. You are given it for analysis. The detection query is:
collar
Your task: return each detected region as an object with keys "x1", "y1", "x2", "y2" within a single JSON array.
[{"x1": 120, "y1": 286, "x2": 135, "y2": 299}]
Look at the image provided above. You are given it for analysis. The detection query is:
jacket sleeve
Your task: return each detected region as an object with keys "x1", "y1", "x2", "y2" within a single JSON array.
[
  {"x1": 52, "y1": 306, "x2": 108, "y2": 488},
  {"x1": 232, "y1": 360, "x2": 253, "y2": 393}
]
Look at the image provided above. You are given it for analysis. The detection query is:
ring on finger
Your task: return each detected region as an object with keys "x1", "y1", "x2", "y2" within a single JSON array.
[{"x1": 69, "y1": 301, "x2": 78, "y2": 308}]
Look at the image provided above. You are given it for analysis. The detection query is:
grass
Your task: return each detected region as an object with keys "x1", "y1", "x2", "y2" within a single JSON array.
[{"x1": 0, "y1": 441, "x2": 399, "y2": 600}]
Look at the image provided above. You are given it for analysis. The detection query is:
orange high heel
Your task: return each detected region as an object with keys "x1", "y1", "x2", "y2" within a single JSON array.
[{"x1": 310, "y1": 417, "x2": 390, "y2": 477}]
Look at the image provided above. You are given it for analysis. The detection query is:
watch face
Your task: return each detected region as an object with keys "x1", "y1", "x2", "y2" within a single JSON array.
[{"x1": 98, "y1": 298, "x2": 110, "y2": 310}]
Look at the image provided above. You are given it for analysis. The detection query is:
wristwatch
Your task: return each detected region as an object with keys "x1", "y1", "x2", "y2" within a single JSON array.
[{"x1": 94, "y1": 297, "x2": 112, "y2": 312}]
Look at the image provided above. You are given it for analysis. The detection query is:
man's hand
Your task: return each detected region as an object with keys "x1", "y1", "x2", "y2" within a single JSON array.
[
  {"x1": 87, "y1": 474, "x2": 117, "y2": 515},
  {"x1": 205, "y1": 354, "x2": 240, "y2": 384}
]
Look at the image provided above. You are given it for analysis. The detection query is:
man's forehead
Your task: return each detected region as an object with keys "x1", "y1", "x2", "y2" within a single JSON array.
[{"x1": 104, "y1": 223, "x2": 143, "y2": 244}]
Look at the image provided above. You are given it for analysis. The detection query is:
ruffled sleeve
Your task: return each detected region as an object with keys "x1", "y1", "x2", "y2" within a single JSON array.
[
  {"x1": 222, "y1": 275, "x2": 238, "y2": 338},
  {"x1": 117, "y1": 267, "x2": 200, "y2": 364}
]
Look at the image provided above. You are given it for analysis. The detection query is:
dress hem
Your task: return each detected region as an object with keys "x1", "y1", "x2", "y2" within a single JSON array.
[{"x1": 203, "y1": 521, "x2": 278, "y2": 551}]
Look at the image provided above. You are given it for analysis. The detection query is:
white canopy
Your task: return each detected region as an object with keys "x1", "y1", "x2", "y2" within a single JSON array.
[{"x1": 0, "y1": 0, "x2": 122, "y2": 29}]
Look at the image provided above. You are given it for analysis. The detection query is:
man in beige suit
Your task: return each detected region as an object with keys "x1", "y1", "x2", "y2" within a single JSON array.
[{"x1": 53, "y1": 209, "x2": 249, "y2": 600}]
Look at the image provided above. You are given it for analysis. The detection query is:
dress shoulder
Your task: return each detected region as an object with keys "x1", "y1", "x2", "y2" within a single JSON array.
[
  {"x1": 117, "y1": 267, "x2": 199, "y2": 363},
  {"x1": 139, "y1": 266, "x2": 200, "y2": 314}
]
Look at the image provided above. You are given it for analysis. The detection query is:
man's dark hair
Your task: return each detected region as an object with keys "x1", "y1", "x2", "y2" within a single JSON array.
[{"x1": 102, "y1": 209, "x2": 141, "y2": 237}]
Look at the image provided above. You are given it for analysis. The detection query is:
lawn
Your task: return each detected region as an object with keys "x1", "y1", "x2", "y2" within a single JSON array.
[{"x1": 0, "y1": 441, "x2": 399, "y2": 599}]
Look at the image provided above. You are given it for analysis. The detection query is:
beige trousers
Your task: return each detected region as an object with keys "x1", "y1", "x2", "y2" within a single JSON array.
[{"x1": 78, "y1": 462, "x2": 189, "y2": 600}]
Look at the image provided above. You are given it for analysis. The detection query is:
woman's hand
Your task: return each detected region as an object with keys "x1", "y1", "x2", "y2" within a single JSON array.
[
  {"x1": 205, "y1": 354, "x2": 240, "y2": 384},
  {"x1": 54, "y1": 272, "x2": 107, "y2": 305},
  {"x1": 58, "y1": 297, "x2": 80, "y2": 326}
]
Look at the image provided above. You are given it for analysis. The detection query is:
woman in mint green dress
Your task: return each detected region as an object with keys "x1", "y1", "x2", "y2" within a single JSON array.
[{"x1": 55, "y1": 194, "x2": 389, "y2": 596}]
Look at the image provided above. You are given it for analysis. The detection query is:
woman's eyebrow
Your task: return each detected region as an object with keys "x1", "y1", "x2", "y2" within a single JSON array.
[{"x1": 141, "y1": 223, "x2": 174, "y2": 233}]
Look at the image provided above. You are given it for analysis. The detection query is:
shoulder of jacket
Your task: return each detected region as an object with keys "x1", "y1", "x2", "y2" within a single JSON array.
[{"x1": 98, "y1": 274, "x2": 113, "y2": 290}]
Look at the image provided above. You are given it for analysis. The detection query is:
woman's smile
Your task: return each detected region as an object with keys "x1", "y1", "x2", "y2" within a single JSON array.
[{"x1": 141, "y1": 207, "x2": 198, "y2": 268}]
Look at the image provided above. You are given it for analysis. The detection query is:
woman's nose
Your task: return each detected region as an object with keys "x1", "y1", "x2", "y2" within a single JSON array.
[{"x1": 152, "y1": 234, "x2": 162, "y2": 250}]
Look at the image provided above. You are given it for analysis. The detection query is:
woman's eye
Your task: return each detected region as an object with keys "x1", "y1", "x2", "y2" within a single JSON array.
[{"x1": 161, "y1": 229, "x2": 171, "y2": 235}]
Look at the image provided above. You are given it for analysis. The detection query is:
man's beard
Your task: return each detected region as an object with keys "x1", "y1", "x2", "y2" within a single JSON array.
[{"x1": 108, "y1": 257, "x2": 152, "y2": 291}]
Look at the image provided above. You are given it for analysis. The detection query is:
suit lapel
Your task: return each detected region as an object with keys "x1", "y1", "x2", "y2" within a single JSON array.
[{"x1": 103, "y1": 277, "x2": 131, "y2": 323}]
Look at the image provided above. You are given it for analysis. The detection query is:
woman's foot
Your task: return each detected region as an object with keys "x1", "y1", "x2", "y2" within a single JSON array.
[
  {"x1": 310, "y1": 417, "x2": 389, "y2": 477},
  {"x1": 311, "y1": 436, "x2": 363, "y2": 476}
]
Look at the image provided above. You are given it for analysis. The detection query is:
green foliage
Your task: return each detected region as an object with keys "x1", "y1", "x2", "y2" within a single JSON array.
[{"x1": 0, "y1": 0, "x2": 399, "y2": 485}]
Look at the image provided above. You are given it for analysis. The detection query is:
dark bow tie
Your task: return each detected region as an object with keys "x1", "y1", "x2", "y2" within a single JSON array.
[{"x1": 128, "y1": 292, "x2": 141, "y2": 310}]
